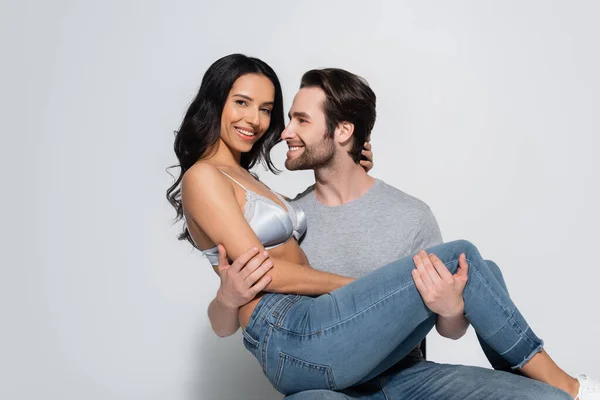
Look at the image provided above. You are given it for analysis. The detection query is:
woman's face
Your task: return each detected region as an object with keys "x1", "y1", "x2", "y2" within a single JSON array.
[{"x1": 220, "y1": 73, "x2": 275, "y2": 156}]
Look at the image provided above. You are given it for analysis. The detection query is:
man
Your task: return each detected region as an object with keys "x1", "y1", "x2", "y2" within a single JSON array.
[{"x1": 210, "y1": 69, "x2": 577, "y2": 399}]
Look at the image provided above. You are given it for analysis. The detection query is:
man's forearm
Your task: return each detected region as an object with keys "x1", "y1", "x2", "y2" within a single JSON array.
[
  {"x1": 264, "y1": 258, "x2": 355, "y2": 295},
  {"x1": 208, "y1": 295, "x2": 240, "y2": 337},
  {"x1": 436, "y1": 313, "x2": 470, "y2": 340}
]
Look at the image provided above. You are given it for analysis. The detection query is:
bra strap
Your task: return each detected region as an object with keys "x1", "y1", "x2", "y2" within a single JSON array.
[{"x1": 218, "y1": 170, "x2": 249, "y2": 192}]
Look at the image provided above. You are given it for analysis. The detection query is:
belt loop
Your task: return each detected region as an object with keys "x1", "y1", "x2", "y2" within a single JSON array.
[{"x1": 272, "y1": 295, "x2": 300, "y2": 327}]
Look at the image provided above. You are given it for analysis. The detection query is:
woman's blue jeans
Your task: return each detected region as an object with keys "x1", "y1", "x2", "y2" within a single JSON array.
[{"x1": 242, "y1": 240, "x2": 545, "y2": 395}]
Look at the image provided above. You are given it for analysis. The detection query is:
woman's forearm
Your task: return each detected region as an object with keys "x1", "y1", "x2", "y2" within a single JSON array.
[
  {"x1": 208, "y1": 295, "x2": 240, "y2": 337},
  {"x1": 207, "y1": 265, "x2": 351, "y2": 337},
  {"x1": 264, "y1": 257, "x2": 355, "y2": 295},
  {"x1": 207, "y1": 256, "x2": 353, "y2": 337}
]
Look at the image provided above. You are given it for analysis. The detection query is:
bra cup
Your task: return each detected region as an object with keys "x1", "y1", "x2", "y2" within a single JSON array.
[
  {"x1": 277, "y1": 196, "x2": 307, "y2": 238},
  {"x1": 292, "y1": 205, "x2": 308, "y2": 239},
  {"x1": 249, "y1": 199, "x2": 293, "y2": 247},
  {"x1": 197, "y1": 191, "x2": 305, "y2": 265}
]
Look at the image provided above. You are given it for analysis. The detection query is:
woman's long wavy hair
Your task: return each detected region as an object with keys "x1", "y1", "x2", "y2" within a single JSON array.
[{"x1": 166, "y1": 54, "x2": 285, "y2": 247}]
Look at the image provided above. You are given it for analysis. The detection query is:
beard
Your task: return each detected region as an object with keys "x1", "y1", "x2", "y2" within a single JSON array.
[{"x1": 285, "y1": 135, "x2": 335, "y2": 171}]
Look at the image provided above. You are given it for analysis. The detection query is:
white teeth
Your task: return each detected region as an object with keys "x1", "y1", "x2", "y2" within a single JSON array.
[
  {"x1": 289, "y1": 146, "x2": 303, "y2": 151},
  {"x1": 236, "y1": 128, "x2": 255, "y2": 137}
]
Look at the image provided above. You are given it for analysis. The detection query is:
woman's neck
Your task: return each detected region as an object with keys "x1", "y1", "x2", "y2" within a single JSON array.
[{"x1": 203, "y1": 139, "x2": 242, "y2": 168}]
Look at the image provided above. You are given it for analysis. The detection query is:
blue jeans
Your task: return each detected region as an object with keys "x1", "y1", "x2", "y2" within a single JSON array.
[
  {"x1": 282, "y1": 261, "x2": 570, "y2": 400},
  {"x1": 242, "y1": 240, "x2": 567, "y2": 397},
  {"x1": 285, "y1": 360, "x2": 571, "y2": 399}
]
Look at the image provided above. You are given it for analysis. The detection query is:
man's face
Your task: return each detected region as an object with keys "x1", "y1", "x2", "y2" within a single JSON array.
[{"x1": 282, "y1": 87, "x2": 335, "y2": 171}]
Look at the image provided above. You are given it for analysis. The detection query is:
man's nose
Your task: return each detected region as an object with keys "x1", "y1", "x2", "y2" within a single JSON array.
[{"x1": 281, "y1": 123, "x2": 295, "y2": 140}]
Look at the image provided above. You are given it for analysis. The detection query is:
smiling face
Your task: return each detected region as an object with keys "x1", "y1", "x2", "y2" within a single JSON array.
[
  {"x1": 219, "y1": 73, "x2": 275, "y2": 155},
  {"x1": 281, "y1": 87, "x2": 335, "y2": 171}
]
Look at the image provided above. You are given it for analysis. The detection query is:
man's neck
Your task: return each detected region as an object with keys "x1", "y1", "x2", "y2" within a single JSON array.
[{"x1": 312, "y1": 157, "x2": 376, "y2": 206}]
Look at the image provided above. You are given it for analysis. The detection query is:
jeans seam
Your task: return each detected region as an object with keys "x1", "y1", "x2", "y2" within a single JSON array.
[
  {"x1": 260, "y1": 325, "x2": 273, "y2": 374},
  {"x1": 478, "y1": 308, "x2": 517, "y2": 341},
  {"x1": 499, "y1": 336, "x2": 523, "y2": 355},
  {"x1": 274, "y1": 279, "x2": 418, "y2": 337},
  {"x1": 513, "y1": 342, "x2": 544, "y2": 370},
  {"x1": 272, "y1": 295, "x2": 301, "y2": 327},
  {"x1": 274, "y1": 351, "x2": 337, "y2": 391},
  {"x1": 464, "y1": 257, "x2": 540, "y2": 357},
  {"x1": 263, "y1": 295, "x2": 289, "y2": 323},
  {"x1": 464, "y1": 257, "x2": 513, "y2": 316},
  {"x1": 241, "y1": 329, "x2": 259, "y2": 347},
  {"x1": 379, "y1": 375, "x2": 391, "y2": 400}
]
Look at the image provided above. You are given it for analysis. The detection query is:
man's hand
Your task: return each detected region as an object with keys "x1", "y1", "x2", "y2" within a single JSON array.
[
  {"x1": 412, "y1": 251, "x2": 469, "y2": 318},
  {"x1": 360, "y1": 141, "x2": 374, "y2": 172},
  {"x1": 215, "y1": 245, "x2": 274, "y2": 310}
]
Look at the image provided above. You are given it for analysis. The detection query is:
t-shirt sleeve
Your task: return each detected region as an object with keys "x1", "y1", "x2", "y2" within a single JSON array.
[{"x1": 411, "y1": 206, "x2": 443, "y2": 253}]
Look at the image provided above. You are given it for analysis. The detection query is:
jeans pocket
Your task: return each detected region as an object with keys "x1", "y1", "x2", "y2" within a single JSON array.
[
  {"x1": 241, "y1": 329, "x2": 259, "y2": 359},
  {"x1": 273, "y1": 352, "x2": 336, "y2": 394}
]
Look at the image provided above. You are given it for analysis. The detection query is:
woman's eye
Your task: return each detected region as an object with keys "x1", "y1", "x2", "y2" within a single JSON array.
[
  {"x1": 235, "y1": 100, "x2": 247, "y2": 106},
  {"x1": 261, "y1": 108, "x2": 272, "y2": 115}
]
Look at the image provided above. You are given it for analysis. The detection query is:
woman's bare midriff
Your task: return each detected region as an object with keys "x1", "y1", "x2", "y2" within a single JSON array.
[{"x1": 239, "y1": 238, "x2": 310, "y2": 328}]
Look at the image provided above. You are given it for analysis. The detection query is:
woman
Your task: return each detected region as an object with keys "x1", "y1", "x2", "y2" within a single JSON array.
[{"x1": 166, "y1": 54, "x2": 598, "y2": 398}]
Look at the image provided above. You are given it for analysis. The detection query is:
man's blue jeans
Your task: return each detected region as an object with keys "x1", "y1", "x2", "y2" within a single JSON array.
[
  {"x1": 284, "y1": 359, "x2": 571, "y2": 399},
  {"x1": 283, "y1": 260, "x2": 570, "y2": 399},
  {"x1": 242, "y1": 240, "x2": 570, "y2": 398}
]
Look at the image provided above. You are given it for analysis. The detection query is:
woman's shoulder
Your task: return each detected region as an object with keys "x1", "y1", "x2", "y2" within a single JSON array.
[
  {"x1": 182, "y1": 162, "x2": 233, "y2": 198},
  {"x1": 184, "y1": 161, "x2": 220, "y2": 179}
]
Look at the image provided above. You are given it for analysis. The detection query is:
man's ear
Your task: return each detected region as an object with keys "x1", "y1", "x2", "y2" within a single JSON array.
[{"x1": 334, "y1": 121, "x2": 355, "y2": 144}]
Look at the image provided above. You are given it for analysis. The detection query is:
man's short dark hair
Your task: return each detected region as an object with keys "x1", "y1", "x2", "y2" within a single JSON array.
[{"x1": 300, "y1": 68, "x2": 376, "y2": 163}]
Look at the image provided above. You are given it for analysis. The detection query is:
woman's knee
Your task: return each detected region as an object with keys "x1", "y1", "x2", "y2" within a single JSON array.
[
  {"x1": 452, "y1": 239, "x2": 478, "y2": 255},
  {"x1": 451, "y1": 242, "x2": 509, "y2": 292},
  {"x1": 484, "y1": 260, "x2": 508, "y2": 291},
  {"x1": 448, "y1": 240, "x2": 483, "y2": 265}
]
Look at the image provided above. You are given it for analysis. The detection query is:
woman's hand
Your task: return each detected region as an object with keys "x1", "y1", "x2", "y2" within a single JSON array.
[
  {"x1": 411, "y1": 251, "x2": 469, "y2": 318},
  {"x1": 360, "y1": 141, "x2": 374, "y2": 172},
  {"x1": 215, "y1": 245, "x2": 274, "y2": 309}
]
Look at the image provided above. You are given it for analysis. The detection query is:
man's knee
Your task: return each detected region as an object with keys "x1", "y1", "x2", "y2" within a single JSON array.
[{"x1": 285, "y1": 390, "x2": 349, "y2": 400}]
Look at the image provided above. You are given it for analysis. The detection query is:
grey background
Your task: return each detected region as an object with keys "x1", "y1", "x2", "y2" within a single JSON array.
[{"x1": 1, "y1": 0, "x2": 598, "y2": 399}]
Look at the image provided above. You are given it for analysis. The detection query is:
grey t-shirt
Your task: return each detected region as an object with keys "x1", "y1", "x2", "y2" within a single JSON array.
[
  {"x1": 291, "y1": 179, "x2": 442, "y2": 362},
  {"x1": 292, "y1": 179, "x2": 442, "y2": 278}
]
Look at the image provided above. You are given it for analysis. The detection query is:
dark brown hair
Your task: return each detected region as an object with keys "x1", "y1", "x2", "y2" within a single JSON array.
[
  {"x1": 167, "y1": 54, "x2": 285, "y2": 247},
  {"x1": 300, "y1": 68, "x2": 376, "y2": 162}
]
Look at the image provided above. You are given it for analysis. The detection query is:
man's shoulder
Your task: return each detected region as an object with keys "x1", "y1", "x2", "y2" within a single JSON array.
[{"x1": 374, "y1": 179, "x2": 431, "y2": 214}]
